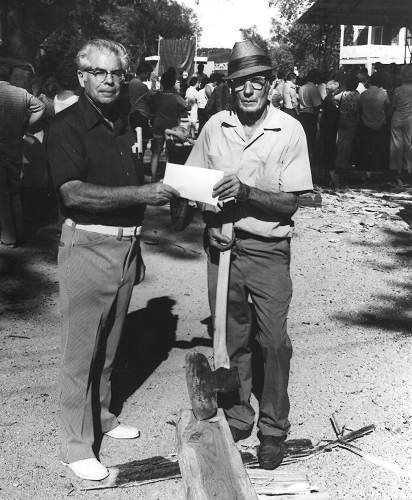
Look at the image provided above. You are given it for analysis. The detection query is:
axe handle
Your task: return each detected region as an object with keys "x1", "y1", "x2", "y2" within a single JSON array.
[
  {"x1": 135, "y1": 126, "x2": 143, "y2": 155},
  {"x1": 213, "y1": 220, "x2": 233, "y2": 370}
]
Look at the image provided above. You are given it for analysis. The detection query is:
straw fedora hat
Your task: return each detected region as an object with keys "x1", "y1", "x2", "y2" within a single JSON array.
[{"x1": 227, "y1": 40, "x2": 273, "y2": 80}]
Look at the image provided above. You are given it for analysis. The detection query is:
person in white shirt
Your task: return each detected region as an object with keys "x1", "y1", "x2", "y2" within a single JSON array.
[
  {"x1": 282, "y1": 72, "x2": 299, "y2": 119},
  {"x1": 185, "y1": 76, "x2": 199, "y2": 138}
]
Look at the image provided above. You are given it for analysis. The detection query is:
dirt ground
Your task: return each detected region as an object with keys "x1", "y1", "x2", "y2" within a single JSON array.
[{"x1": 0, "y1": 186, "x2": 411, "y2": 500}]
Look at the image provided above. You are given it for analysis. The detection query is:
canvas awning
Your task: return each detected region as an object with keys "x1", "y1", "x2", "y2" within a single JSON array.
[{"x1": 298, "y1": 0, "x2": 412, "y2": 27}]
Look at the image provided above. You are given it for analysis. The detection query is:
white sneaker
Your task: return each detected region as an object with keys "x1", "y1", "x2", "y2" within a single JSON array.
[
  {"x1": 105, "y1": 423, "x2": 140, "y2": 439},
  {"x1": 64, "y1": 458, "x2": 109, "y2": 481}
]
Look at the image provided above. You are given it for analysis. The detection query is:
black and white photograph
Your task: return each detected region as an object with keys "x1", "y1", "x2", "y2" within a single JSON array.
[{"x1": 0, "y1": 0, "x2": 411, "y2": 498}]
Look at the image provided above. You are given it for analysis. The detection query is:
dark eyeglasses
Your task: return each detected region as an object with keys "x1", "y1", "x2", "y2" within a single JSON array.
[
  {"x1": 83, "y1": 67, "x2": 125, "y2": 83},
  {"x1": 233, "y1": 76, "x2": 267, "y2": 92}
]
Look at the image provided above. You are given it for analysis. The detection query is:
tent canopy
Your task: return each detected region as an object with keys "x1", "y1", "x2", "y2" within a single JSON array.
[{"x1": 298, "y1": 0, "x2": 412, "y2": 27}]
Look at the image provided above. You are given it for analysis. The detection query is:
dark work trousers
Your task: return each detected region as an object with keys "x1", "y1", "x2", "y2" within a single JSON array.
[
  {"x1": 299, "y1": 112, "x2": 318, "y2": 170},
  {"x1": 207, "y1": 233, "x2": 292, "y2": 437},
  {"x1": 359, "y1": 122, "x2": 389, "y2": 171},
  {"x1": 58, "y1": 223, "x2": 139, "y2": 463},
  {"x1": 197, "y1": 108, "x2": 209, "y2": 133}
]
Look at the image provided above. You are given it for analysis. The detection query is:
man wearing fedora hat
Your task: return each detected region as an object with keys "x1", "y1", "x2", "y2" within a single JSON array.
[{"x1": 186, "y1": 40, "x2": 313, "y2": 469}]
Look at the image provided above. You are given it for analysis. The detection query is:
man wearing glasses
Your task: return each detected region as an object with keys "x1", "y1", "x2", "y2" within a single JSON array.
[
  {"x1": 46, "y1": 39, "x2": 178, "y2": 481},
  {"x1": 186, "y1": 40, "x2": 313, "y2": 469}
]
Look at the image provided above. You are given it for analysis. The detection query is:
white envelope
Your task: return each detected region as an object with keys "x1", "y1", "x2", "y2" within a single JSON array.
[{"x1": 163, "y1": 162, "x2": 224, "y2": 206}]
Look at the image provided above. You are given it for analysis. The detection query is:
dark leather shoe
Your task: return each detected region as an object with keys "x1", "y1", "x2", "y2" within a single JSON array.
[
  {"x1": 257, "y1": 434, "x2": 286, "y2": 469},
  {"x1": 229, "y1": 426, "x2": 252, "y2": 443}
]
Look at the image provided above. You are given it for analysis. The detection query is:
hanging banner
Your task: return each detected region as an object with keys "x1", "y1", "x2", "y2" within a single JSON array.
[{"x1": 158, "y1": 38, "x2": 196, "y2": 78}]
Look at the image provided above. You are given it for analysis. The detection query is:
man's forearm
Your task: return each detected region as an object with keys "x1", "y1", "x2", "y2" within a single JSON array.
[
  {"x1": 247, "y1": 187, "x2": 298, "y2": 218},
  {"x1": 60, "y1": 180, "x2": 170, "y2": 212}
]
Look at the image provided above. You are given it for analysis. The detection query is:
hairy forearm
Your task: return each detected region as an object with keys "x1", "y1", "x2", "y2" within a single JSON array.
[
  {"x1": 247, "y1": 187, "x2": 298, "y2": 218},
  {"x1": 60, "y1": 180, "x2": 162, "y2": 212}
]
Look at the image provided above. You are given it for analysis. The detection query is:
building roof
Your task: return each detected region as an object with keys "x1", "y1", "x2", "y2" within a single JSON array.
[{"x1": 298, "y1": 0, "x2": 412, "y2": 27}]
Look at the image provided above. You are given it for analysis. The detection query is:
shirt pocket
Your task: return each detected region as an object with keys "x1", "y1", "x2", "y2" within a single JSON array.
[
  {"x1": 207, "y1": 154, "x2": 237, "y2": 174},
  {"x1": 254, "y1": 160, "x2": 281, "y2": 193}
]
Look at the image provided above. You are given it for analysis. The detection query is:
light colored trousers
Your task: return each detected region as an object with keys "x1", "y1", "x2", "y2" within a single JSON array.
[
  {"x1": 390, "y1": 116, "x2": 412, "y2": 173},
  {"x1": 58, "y1": 223, "x2": 138, "y2": 463}
]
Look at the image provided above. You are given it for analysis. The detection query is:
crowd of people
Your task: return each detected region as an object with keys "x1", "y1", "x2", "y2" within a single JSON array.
[
  {"x1": 268, "y1": 63, "x2": 412, "y2": 188},
  {"x1": 128, "y1": 59, "x2": 412, "y2": 189}
]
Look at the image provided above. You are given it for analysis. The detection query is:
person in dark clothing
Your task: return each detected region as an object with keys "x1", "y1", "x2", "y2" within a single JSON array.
[
  {"x1": 45, "y1": 39, "x2": 178, "y2": 482},
  {"x1": 128, "y1": 62, "x2": 153, "y2": 153},
  {"x1": 150, "y1": 70, "x2": 188, "y2": 181},
  {"x1": 319, "y1": 80, "x2": 340, "y2": 185}
]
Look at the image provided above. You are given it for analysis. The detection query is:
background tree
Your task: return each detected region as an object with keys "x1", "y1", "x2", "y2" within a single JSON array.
[
  {"x1": 197, "y1": 47, "x2": 231, "y2": 63},
  {"x1": 0, "y1": 0, "x2": 75, "y2": 61},
  {"x1": 268, "y1": 0, "x2": 340, "y2": 77},
  {"x1": 0, "y1": 0, "x2": 199, "y2": 80},
  {"x1": 269, "y1": 44, "x2": 295, "y2": 76},
  {"x1": 239, "y1": 25, "x2": 269, "y2": 52}
]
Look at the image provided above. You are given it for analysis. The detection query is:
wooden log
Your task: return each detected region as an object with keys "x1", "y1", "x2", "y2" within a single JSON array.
[{"x1": 177, "y1": 409, "x2": 258, "y2": 500}]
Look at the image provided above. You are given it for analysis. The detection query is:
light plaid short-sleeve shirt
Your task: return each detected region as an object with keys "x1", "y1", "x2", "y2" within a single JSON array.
[
  {"x1": 186, "y1": 105, "x2": 313, "y2": 238},
  {"x1": 0, "y1": 81, "x2": 44, "y2": 150}
]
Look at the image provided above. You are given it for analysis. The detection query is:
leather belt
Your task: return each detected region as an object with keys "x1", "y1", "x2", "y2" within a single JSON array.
[{"x1": 64, "y1": 218, "x2": 142, "y2": 238}]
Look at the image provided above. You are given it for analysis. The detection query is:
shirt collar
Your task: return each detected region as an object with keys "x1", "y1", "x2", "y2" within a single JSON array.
[
  {"x1": 221, "y1": 104, "x2": 282, "y2": 132},
  {"x1": 77, "y1": 92, "x2": 103, "y2": 130},
  {"x1": 78, "y1": 92, "x2": 120, "y2": 130}
]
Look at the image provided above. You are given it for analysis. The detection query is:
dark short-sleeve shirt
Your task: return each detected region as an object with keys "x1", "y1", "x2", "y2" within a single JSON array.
[{"x1": 46, "y1": 92, "x2": 145, "y2": 226}]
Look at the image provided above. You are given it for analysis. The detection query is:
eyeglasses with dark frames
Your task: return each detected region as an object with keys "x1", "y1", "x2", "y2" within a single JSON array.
[
  {"x1": 232, "y1": 76, "x2": 268, "y2": 92},
  {"x1": 82, "y1": 67, "x2": 125, "y2": 83}
]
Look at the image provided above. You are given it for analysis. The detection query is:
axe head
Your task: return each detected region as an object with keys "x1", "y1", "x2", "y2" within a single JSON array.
[
  {"x1": 185, "y1": 352, "x2": 240, "y2": 421},
  {"x1": 186, "y1": 352, "x2": 217, "y2": 420}
]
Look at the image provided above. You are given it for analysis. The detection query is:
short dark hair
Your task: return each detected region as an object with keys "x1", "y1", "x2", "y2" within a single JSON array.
[
  {"x1": 136, "y1": 62, "x2": 152, "y2": 77},
  {"x1": 189, "y1": 76, "x2": 197, "y2": 86},
  {"x1": 0, "y1": 63, "x2": 10, "y2": 81},
  {"x1": 345, "y1": 74, "x2": 359, "y2": 91},
  {"x1": 307, "y1": 69, "x2": 321, "y2": 83},
  {"x1": 369, "y1": 72, "x2": 385, "y2": 87},
  {"x1": 161, "y1": 70, "x2": 176, "y2": 90},
  {"x1": 286, "y1": 72, "x2": 296, "y2": 81}
]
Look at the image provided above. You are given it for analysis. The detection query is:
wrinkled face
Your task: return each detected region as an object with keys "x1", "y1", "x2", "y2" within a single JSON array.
[
  {"x1": 232, "y1": 74, "x2": 270, "y2": 117},
  {"x1": 77, "y1": 49, "x2": 123, "y2": 105}
]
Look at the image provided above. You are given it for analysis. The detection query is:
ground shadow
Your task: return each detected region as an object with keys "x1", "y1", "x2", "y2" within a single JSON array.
[
  {"x1": 334, "y1": 227, "x2": 412, "y2": 336},
  {"x1": 111, "y1": 298, "x2": 215, "y2": 416},
  {"x1": 110, "y1": 296, "x2": 178, "y2": 416},
  {"x1": 0, "y1": 235, "x2": 59, "y2": 325}
]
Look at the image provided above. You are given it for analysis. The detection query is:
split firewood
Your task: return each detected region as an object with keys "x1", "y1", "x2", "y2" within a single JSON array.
[{"x1": 177, "y1": 409, "x2": 258, "y2": 500}]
